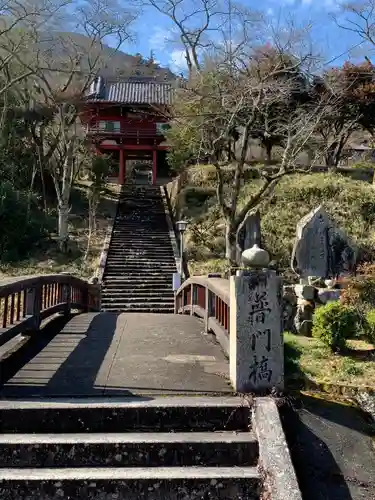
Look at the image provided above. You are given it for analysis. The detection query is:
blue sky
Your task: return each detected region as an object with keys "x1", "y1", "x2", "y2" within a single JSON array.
[{"x1": 111, "y1": 0, "x2": 372, "y2": 73}]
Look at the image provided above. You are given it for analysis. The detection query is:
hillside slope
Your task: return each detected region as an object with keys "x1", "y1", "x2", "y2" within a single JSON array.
[
  {"x1": 38, "y1": 31, "x2": 175, "y2": 81},
  {"x1": 172, "y1": 167, "x2": 375, "y2": 275}
]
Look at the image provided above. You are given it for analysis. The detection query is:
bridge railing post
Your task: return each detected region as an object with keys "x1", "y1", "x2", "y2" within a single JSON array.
[
  {"x1": 204, "y1": 287, "x2": 213, "y2": 333},
  {"x1": 60, "y1": 273, "x2": 72, "y2": 316},
  {"x1": 25, "y1": 284, "x2": 42, "y2": 330}
]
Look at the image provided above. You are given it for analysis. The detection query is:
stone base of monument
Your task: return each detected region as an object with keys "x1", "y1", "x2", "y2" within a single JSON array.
[{"x1": 282, "y1": 281, "x2": 343, "y2": 336}]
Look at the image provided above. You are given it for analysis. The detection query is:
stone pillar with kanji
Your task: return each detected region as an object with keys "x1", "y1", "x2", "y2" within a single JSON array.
[{"x1": 229, "y1": 244, "x2": 284, "y2": 393}]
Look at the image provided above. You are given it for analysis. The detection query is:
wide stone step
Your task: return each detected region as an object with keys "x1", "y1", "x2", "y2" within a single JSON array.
[
  {"x1": 108, "y1": 247, "x2": 174, "y2": 252},
  {"x1": 107, "y1": 249, "x2": 174, "y2": 253},
  {"x1": 108, "y1": 250, "x2": 175, "y2": 254},
  {"x1": 104, "y1": 266, "x2": 176, "y2": 272},
  {"x1": 0, "y1": 398, "x2": 251, "y2": 433},
  {"x1": 108, "y1": 244, "x2": 173, "y2": 249},
  {"x1": 102, "y1": 277, "x2": 175, "y2": 283},
  {"x1": 109, "y1": 240, "x2": 172, "y2": 245},
  {"x1": 113, "y1": 226, "x2": 169, "y2": 229},
  {"x1": 113, "y1": 222, "x2": 168, "y2": 226},
  {"x1": 113, "y1": 219, "x2": 168, "y2": 223},
  {"x1": 103, "y1": 274, "x2": 173, "y2": 279},
  {"x1": 119, "y1": 196, "x2": 162, "y2": 201},
  {"x1": 101, "y1": 304, "x2": 174, "y2": 314},
  {"x1": 105, "y1": 261, "x2": 175, "y2": 266},
  {"x1": 115, "y1": 217, "x2": 168, "y2": 222},
  {"x1": 111, "y1": 231, "x2": 170, "y2": 236},
  {"x1": 101, "y1": 287, "x2": 175, "y2": 294},
  {"x1": 103, "y1": 269, "x2": 174, "y2": 274},
  {"x1": 115, "y1": 213, "x2": 167, "y2": 217},
  {"x1": 115, "y1": 221, "x2": 168, "y2": 225},
  {"x1": 109, "y1": 239, "x2": 172, "y2": 243},
  {"x1": 106, "y1": 257, "x2": 176, "y2": 263},
  {"x1": 102, "y1": 286, "x2": 173, "y2": 299},
  {"x1": 101, "y1": 296, "x2": 174, "y2": 304},
  {"x1": 102, "y1": 284, "x2": 173, "y2": 290},
  {"x1": 101, "y1": 301, "x2": 174, "y2": 309},
  {"x1": 104, "y1": 272, "x2": 176, "y2": 278},
  {"x1": 115, "y1": 214, "x2": 168, "y2": 219},
  {"x1": 111, "y1": 236, "x2": 171, "y2": 241},
  {"x1": 107, "y1": 248, "x2": 174, "y2": 252},
  {"x1": 105, "y1": 263, "x2": 176, "y2": 269},
  {"x1": 0, "y1": 432, "x2": 258, "y2": 468},
  {"x1": 106, "y1": 255, "x2": 175, "y2": 261},
  {"x1": 0, "y1": 467, "x2": 261, "y2": 499},
  {"x1": 106, "y1": 256, "x2": 175, "y2": 260},
  {"x1": 102, "y1": 286, "x2": 173, "y2": 292},
  {"x1": 101, "y1": 291, "x2": 174, "y2": 307},
  {"x1": 102, "y1": 277, "x2": 172, "y2": 283},
  {"x1": 110, "y1": 233, "x2": 170, "y2": 237},
  {"x1": 103, "y1": 279, "x2": 174, "y2": 284}
]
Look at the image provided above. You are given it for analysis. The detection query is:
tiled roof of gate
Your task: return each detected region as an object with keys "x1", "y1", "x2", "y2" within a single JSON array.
[{"x1": 88, "y1": 78, "x2": 173, "y2": 105}]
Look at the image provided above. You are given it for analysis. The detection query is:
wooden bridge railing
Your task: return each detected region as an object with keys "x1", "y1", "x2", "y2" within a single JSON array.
[
  {"x1": 175, "y1": 276, "x2": 230, "y2": 355},
  {"x1": 0, "y1": 274, "x2": 100, "y2": 349}
]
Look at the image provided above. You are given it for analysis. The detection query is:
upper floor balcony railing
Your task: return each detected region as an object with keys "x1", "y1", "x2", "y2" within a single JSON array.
[{"x1": 85, "y1": 121, "x2": 170, "y2": 138}]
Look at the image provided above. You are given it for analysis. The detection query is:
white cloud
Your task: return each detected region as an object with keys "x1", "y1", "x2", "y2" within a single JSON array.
[
  {"x1": 148, "y1": 26, "x2": 188, "y2": 72},
  {"x1": 169, "y1": 49, "x2": 187, "y2": 72},
  {"x1": 148, "y1": 26, "x2": 169, "y2": 49}
]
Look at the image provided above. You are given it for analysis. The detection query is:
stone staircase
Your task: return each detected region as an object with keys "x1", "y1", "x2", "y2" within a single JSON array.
[
  {"x1": 0, "y1": 398, "x2": 262, "y2": 499},
  {"x1": 101, "y1": 185, "x2": 177, "y2": 313}
]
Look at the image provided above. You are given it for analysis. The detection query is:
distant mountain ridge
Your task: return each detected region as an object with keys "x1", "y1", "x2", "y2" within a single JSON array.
[{"x1": 38, "y1": 31, "x2": 176, "y2": 83}]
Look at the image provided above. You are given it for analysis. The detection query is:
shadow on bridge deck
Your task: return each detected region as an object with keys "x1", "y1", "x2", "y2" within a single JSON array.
[{"x1": 0, "y1": 313, "x2": 232, "y2": 398}]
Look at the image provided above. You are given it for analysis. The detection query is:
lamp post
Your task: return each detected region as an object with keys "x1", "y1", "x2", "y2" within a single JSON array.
[{"x1": 176, "y1": 220, "x2": 188, "y2": 281}]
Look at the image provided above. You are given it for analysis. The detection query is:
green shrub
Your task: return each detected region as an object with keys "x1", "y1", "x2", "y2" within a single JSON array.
[
  {"x1": 0, "y1": 182, "x2": 54, "y2": 262},
  {"x1": 312, "y1": 301, "x2": 359, "y2": 352},
  {"x1": 364, "y1": 309, "x2": 375, "y2": 344},
  {"x1": 350, "y1": 161, "x2": 374, "y2": 170},
  {"x1": 181, "y1": 186, "x2": 216, "y2": 207}
]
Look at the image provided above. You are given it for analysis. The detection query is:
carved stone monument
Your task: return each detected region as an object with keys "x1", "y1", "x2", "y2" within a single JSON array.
[
  {"x1": 291, "y1": 205, "x2": 357, "y2": 279},
  {"x1": 230, "y1": 247, "x2": 284, "y2": 393},
  {"x1": 236, "y1": 210, "x2": 262, "y2": 265}
]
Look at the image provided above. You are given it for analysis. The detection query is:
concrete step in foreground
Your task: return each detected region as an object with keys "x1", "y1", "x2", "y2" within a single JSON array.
[
  {"x1": 0, "y1": 467, "x2": 261, "y2": 499},
  {"x1": 0, "y1": 431, "x2": 258, "y2": 467},
  {"x1": 0, "y1": 397, "x2": 262, "y2": 499}
]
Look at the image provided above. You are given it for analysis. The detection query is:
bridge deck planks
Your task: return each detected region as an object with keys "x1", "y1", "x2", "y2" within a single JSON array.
[{"x1": 0, "y1": 313, "x2": 231, "y2": 398}]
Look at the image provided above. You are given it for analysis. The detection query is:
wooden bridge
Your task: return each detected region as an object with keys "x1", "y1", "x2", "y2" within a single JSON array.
[{"x1": 0, "y1": 273, "x2": 232, "y2": 397}]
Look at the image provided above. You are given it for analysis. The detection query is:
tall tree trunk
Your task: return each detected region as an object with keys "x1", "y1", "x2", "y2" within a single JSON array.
[
  {"x1": 58, "y1": 203, "x2": 70, "y2": 252},
  {"x1": 27, "y1": 165, "x2": 37, "y2": 218},
  {"x1": 263, "y1": 139, "x2": 272, "y2": 164},
  {"x1": 325, "y1": 146, "x2": 337, "y2": 172},
  {"x1": 225, "y1": 223, "x2": 237, "y2": 270},
  {"x1": 57, "y1": 142, "x2": 74, "y2": 251}
]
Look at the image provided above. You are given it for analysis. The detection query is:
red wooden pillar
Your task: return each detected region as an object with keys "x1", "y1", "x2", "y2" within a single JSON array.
[
  {"x1": 152, "y1": 149, "x2": 157, "y2": 185},
  {"x1": 119, "y1": 149, "x2": 125, "y2": 184}
]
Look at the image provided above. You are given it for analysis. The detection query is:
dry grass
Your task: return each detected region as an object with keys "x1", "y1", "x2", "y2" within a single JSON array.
[
  {"x1": 189, "y1": 258, "x2": 227, "y2": 276},
  {"x1": 0, "y1": 181, "x2": 120, "y2": 280},
  {"x1": 285, "y1": 332, "x2": 375, "y2": 389}
]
